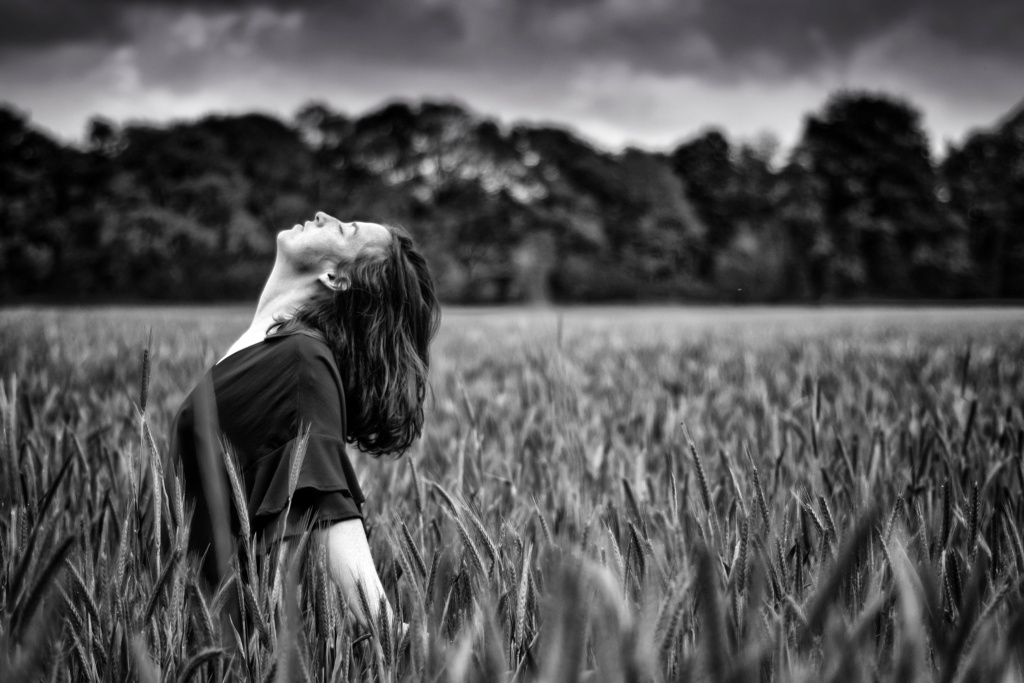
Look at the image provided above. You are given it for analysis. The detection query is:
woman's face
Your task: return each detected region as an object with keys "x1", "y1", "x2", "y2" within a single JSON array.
[{"x1": 277, "y1": 211, "x2": 391, "y2": 270}]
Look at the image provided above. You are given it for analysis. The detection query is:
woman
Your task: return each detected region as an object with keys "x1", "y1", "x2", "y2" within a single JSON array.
[{"x1": 167, "y1": 211, "x2": 440, "y2": 632}]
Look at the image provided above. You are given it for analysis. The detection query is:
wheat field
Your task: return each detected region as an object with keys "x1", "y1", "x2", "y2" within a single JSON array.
[{"x1": 1, "y1": 305, "x2": 1023, "y2": 682}]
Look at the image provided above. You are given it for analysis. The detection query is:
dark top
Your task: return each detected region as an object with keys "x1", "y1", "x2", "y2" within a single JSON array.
[{"x1": 166, "y1": 327, "x2": 364, "y2": 584}]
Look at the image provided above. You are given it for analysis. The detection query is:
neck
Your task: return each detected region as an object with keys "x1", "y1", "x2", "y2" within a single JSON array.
[{"x1": 249, "y1": 260, "x2": 320, "y2": 336}]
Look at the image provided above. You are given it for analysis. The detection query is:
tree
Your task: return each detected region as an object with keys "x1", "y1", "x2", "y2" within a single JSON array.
[
  {"x1": 0, "y1": 106, "x2": 81, "y2": 297},
  {"x1": 791, "y1": 91, "x2": 968, "y2": 298},
  {"x1": 617, "y1": 149, "x2": 706, "y2": 296},
  {"x1": 670, "y1": 129, "x2": 734, "y2": 278},
  {"x1": 774, "y1": 160, "x2": 831, "y2": 299},
  {"x1": 943, "y1": 106, "x2": 1024, "y2": 297},
  {"x1": 1, "y1": 93, "x2": 1020, "y2": 303}
]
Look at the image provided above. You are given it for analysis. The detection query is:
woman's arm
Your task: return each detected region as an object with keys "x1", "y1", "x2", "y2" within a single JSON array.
[{"x1": 320, "y1": 518, "x2": 396, "y2": 632}]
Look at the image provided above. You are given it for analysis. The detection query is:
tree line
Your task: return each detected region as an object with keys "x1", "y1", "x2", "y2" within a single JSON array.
[{"x1": 1, "y1": 90, "x2": 1021, "y2": 303}]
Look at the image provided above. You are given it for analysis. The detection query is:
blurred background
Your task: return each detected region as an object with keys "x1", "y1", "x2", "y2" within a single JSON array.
[{"x1": 1, "y1": 0, "x2": 1022, "y2": 304}]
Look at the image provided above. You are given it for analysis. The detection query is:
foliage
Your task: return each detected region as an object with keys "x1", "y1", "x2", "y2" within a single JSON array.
[
  {"x1": 788, "y1": 92, "x2": 971, "y2": 298},
  {"x1": 0, "y1": 91, "x2": 1021, "y2": 304},
  {"x1": 942, "y1": 107, "x2": 1024, "y2": 298},
  {"x1": 1, "y1": 307, "x2": 1024, "y2": 681}
]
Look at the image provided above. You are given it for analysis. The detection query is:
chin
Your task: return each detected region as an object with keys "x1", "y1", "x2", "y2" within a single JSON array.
[{"x1": 275, "y1": 230, "x2": 295, "y2": 256}]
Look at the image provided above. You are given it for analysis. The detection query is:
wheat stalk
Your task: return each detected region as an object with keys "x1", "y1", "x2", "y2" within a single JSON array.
[
  {"x1": 515, "y1": 543, "x2": 533, "y2": 651},
  {"x1": 430, "y1": 480, "x2": 460, "y2": 517},
  {"x1": 400, "y1": 520, "x2": 428, "y2": 579},
  {"x1": 449, "y1": 508, "x2": 486, "y2": 581},
  {"x1": 463, "y1": 508, "x2": 498, "y2": 578},
  {"x1": 141, "y1": 417, "x2": 164, "y2": 574}
]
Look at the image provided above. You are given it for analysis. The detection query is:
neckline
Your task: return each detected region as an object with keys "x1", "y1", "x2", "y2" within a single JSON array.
[
  {"x1": 213, "y1": 328, "x2": 328, "y2": 367},
  {"x1": 214, "y1": 337, "x2": 268, "y2": 367}
]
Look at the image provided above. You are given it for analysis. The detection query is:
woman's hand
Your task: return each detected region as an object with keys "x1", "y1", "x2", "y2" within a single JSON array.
[{"x1": 320, "y1": 518, "x2": 398, "y2": 632}]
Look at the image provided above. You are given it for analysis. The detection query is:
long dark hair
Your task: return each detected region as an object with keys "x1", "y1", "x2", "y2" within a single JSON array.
[{"x1": 269, "y1": 224, "x2": 441, "y2": 456}]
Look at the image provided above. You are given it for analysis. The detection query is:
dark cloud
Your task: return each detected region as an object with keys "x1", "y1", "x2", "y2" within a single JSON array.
[
  {"x1": 0, "y1": 0, "x2": 469, "y2": 68},
  {"x1": 4, "y1": 0, "x2": 1023, "y2": 70},
  {"x1": 1, "y1": 0, "x2": 1020, "y2": 149},
  {"x1": 287, "y1": 1, "x2": 467, "y2": 66},
  {"x1": 484, "y1": 0, "x2": 1024, "y2": 75},
  {"x1": 0, "y1": 0, "x2": 326, "y2": 47},
  {"x1": 925, "y1": 1, "x2": 1024, "y2": 56},
  {"x1": 694, "y1": 0, "x2": 1024, "y2": 68},
  {"x1": 0, "y1": 0, "x2": 127, "y2": 46}
]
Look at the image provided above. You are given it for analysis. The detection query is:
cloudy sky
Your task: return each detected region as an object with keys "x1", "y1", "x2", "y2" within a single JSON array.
[{"x1": 1, "y1": 0, "x2": 1021, "y2": 153}]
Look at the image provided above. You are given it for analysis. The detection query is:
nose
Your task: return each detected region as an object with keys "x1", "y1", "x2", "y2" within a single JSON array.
[{"x1": 314, "y1": 211, "x2": 328, "y2": 226}]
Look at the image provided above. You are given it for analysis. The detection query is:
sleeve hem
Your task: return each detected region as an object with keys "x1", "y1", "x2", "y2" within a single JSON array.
[
  {"x1": 254, "y1": 492, "x2": 364, "y2": 547},
  {"x1": 252, "y1": 484, "x2": 362, "y2": 520}
]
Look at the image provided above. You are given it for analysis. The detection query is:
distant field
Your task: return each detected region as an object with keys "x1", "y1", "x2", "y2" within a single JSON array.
[
  {"x1": 1, "y1": 305, "x2": 1023, "y2": 681},
  {"x1": 3, "y1": 302, "x2": 1020, "y2": 347}
]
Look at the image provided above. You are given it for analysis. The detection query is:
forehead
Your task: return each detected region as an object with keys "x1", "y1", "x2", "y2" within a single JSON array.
[
  {"x1": 344, "y1": 221, "x2": 392, "y2": 262},
  {"x1": 357, "y1": 221, "x2": 392, "y2": 246}
]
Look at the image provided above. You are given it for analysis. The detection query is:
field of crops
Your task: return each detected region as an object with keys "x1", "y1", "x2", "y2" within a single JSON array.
[{"x1": 1, "y1": 305, "x2": 1023, "y2": 682}]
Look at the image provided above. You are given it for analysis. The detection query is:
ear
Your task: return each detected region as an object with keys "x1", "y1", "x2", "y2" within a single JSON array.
[{"x1": 317, "y1": 269, "x2": 350, "y2": 292}]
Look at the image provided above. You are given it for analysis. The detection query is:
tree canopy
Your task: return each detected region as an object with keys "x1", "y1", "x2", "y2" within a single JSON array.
[{"x1": 1, "y1": 91, "x2": 1020, "y2": 303}]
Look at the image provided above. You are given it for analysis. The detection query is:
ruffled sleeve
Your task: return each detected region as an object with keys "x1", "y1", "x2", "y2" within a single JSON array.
[{"x1": 241, "y1": 335, "x2": 364, "y2": 541}]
